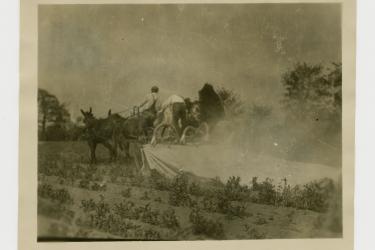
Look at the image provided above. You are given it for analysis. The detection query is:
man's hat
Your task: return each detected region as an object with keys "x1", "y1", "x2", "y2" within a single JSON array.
[{"x1": 151, "y1": 86, "x2": 159, "y2": 92}]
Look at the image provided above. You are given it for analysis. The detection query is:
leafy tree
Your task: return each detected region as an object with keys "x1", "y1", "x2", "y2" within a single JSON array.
[
  {"x1": 282, "y1": 62, "x2": 341, "y2": 122},
  {"x1": 38, "y1": 88, "x2": 71, "y2": 140},
  {"x1": 281, "y1": 62, "x2": 342, "y2": 165}
]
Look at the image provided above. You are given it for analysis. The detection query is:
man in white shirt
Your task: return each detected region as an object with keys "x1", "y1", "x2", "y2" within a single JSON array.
[
  {"x1": 139, "y1": 86, "x2": 161, "y2": 113},
  {"x1": 138, "y1": 86, "x2": 162, "y2": 129},
  {"x1": 153, "y1": 94, "x2": 187, "y2": 137},
  {"x1": 160, "y1": 94, "x2": 185, "y2": 111}
]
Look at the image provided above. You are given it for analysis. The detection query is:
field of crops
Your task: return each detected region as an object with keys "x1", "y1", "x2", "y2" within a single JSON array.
[{"x1": 37, "y1": 141, "x2": 342, "y2": 241}]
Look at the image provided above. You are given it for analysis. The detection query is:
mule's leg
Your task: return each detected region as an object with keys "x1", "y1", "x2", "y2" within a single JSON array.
[
  {"x1": 119, "y1": 140, "x2": 131, "y2": 161},
  {"x1": 112, "y1": 145, "x2": 117, "y2": 161},
  {"x1": 179, "y1": 107, "x2": 187, "y2": 141},
  {"x1": 172, "y1": 114, "x2": 181, "y2": 141},
  {"x1": 161, "y1": 126, "x2": 167, "y2": 138},
  {"x1": 124, "y1": 141, "x2": 130, "y2": 160},
  {"x1": 88, "y1": 141, "x2": 97, "y2": 164},
  {"x1": 102, "y1": 141, "x2": 116, "y2": 162},
  {"x1": 173, "y1": 103, "x2": 186, "y2": 140}
]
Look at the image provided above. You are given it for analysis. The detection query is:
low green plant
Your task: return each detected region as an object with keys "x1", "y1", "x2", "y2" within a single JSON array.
[
  {"x1": 38, "y1": 184, "x2": 74, "y2": 205},
  {"x1": 149, "y1": 170, "x2": 171, "y2": 191},
  {"x1": 79, "y1": 179, "x2": 90, "y2": 189},
  {"x1": 91, "y1": 182, "x2": 107, "y2": 191},
  {"x1": 189, "y1": 182, "x2": 204, "y2": 196},
  {"x1": 252, "y1": 178, "x2": 277, "y2": 205},
  {"x1": 154, "y1": 197, "x2": 162, "y2": 203},
  {"x1": 161, "y1": 207, "x2": 180, "y2": 229},
  {"x1": 254, "y1": 217, "x2": 267, "y2": 225},
  {"x1": 189, "y1": 206, "x2": 225, "y2": 239},
  {"x1": 136, "y1": 203, "x2": 160, "y2": 225},
  {"x1": 243, "y1": 224, "x2": 266, "y2": 239},
  {"x1": 168, "y1": 173, "x2": 191, "y2": 207},
  {"x1": 121, "y1": 187, "x2": 132, "y2": 198},
  {"x1": 140, "y1": 191, "x2": 150, "y2": 200}
]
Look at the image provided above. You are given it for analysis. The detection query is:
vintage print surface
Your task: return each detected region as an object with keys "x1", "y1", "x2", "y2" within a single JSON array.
[{"x1": 35, "y1": 3, "x2": 345, "y2": 241}]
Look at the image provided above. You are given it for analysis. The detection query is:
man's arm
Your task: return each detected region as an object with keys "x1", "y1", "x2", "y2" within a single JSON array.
[{"x1": 139, "y1": 99, "x2": 148, "y2": 108}]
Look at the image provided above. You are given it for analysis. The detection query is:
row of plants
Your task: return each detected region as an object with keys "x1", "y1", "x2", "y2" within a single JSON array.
[
  {"x1": 78, "y1": 197, "x2": 180, "y2": 239},
  {"x1": 189, "y1": 206, "x2": 225, "y2": 239},
  {"x1": 38, "y1": 183, "x2": 74, "y2": 205},
  {"x1": 113, "y1": 199, "x2": 180, "y2": 229},
  {"x1": 161, "y1": 172, "x2": 337, "y2": 213},
  {"x1": 76, "y1": 211, "x2": 161, "y2": 240},
  {"x1": 251, "y1": 177, "x2": 337, "y2": 212},
  {"x1": 38, "y1": 157, "x2": 90, "y2": 180},
  {"x1": 163, "y1": 173, "x2": 248, "y2": 219}
]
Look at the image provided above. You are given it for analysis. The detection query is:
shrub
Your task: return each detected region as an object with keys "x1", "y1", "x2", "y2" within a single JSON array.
[
  {"x1": 94, "y1": 200, "x2": 111, "y2": 219},
  {"x1": 142, "y1": 229, "x2": 161, "y2": 240},
  {"x1": 200, "y1": 183, "x2": 248, "y2": 218},
  {"x1": 136, "y1": 203, "x2": 160, "y2": 225},
  {"x1": 121, "y1": 188, "x2": 132, "y2": 198},
  {"x1": 79, "y1": 179, "x2": 90, "y2": 189},
  {"x1": 202, "y1": 195, "x2": 219, "y2": 213},
  {"x1": 223, "y1": 202, "x2": 247, "y2": 219},
  {"x1": 113, "y1": 201, "x2": 139, "y2": 220},
  {"x1": 38, "y1": 184, "x2": 74, "y2": 205},
  {"x1": 130, "y1": 174, "x2": 147, "y2": 187},
  {"x1": 149, "y1": 170, "x2": 171, "y2": 191},
  {"x1": 80, "y1": 199, "x2": 97, "y2": 213},
  {"x1": 254, "y1": 217, "x2": 267, "y2": 225},
  {"x1": 168, "y1": 173, "x2": 191, "y2": 207},
  {"x1": 154, "y1": 197, "x2": 162, "y2": 203},
  {"x1": 243, "y1": 224, "x2": 266, "y2": 239},
  {"x1": 161, "y1": 207, "x2": 180, "y2": 229},
  {"x1": 141, "y1": 191, "x2": 150, "y2": 200},
  {"x1": 223, "y1": 176, "x2": 250, "y2": 201},
  {"x1": 91, "y1": 182, "x2": 107, "y2": 191},
  {"x1": 274, "y1": 178, "x2": 336, "y2": 212},
  {"x1": 109, "y1": 165, "x2": 128, "y2": 180},
  {"x1": 251, "y1": 178, "x2": 277, "y2": 205},
  {"x1": 297, "y1": 179, "x2": 335, "y2": 212},
  {"x1": 189, "y1": 182, "x2": 204, "y2": 196},
  {"x1": 78, "y1": 205, "x2": 145, "y2": 239},
  {"x1": 189, "y1": 206, "x2": 225, "y2": 239}
]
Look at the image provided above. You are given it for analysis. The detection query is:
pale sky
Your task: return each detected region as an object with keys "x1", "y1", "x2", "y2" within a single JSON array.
[{"x1": 38, "y1": 4, "x2": 341, "y2": 119}]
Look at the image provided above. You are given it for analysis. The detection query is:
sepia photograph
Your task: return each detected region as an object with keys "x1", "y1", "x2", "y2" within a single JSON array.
[{"x1": 35, "y1": 3, "x2": 344, "y2": 241}]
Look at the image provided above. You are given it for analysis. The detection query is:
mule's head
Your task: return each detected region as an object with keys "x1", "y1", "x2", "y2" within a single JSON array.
[{"x1": 80, "y1": 107, "x2": 96, "y2": 126}]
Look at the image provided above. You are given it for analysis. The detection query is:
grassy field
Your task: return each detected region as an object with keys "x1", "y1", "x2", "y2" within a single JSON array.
[{"x1": 37, "y1": 141, "x2": 342, "y2": 241}]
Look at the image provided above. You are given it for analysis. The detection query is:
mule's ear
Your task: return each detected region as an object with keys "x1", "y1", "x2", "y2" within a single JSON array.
[
  {"x1": 80, "y1": 109, "x2": 85, "y2": 116},
  {"x1": 89, "y1": 107, "x2": 92, "y2": 114},
  {"x1": 108, "y1": 109, "x2": 112, "y2": 116}
]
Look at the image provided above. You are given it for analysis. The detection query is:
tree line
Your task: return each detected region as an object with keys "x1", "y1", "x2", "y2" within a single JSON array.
[{"x1": 38, "y1": 89, "x2": 83, "y2": 141}]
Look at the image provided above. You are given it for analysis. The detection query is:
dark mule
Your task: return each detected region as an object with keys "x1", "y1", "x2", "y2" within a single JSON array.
[
  {"x1": 108, "y1": 112, "x2": 152, "y2": 159},
  {"x1": 80, "y1": 108, "x2": 117, "y2": 164}
]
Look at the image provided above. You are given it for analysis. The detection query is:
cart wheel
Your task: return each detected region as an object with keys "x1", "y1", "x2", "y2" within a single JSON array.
[
  {"x1": 180, "y1": 122, "x2": 209, "y2": 144},
  {"x1": 180, "y1": 126, "x2": 198, "y2": 144},
  {"x1": 151, "y1": 124, "x2": 179, "y2": 146}
]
